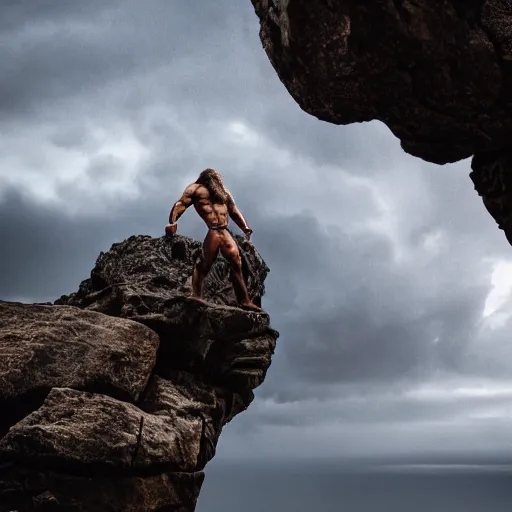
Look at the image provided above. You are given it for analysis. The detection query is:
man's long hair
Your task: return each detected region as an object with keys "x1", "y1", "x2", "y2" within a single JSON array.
[{"x1": 195, "y1": 168, "x2": 229, "y2": 204}]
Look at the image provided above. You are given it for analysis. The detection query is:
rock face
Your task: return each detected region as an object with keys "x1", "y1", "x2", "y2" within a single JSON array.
[
  {"x1": 250, "y1": 0, "x2": 512, "y2": 245},
  {"x1": 470, "y1": 148, "x2": 512, "y2": 246},
  {"x1": 0, "y1": 302, "x2": 159, "y2": 439},
  {"x1": 0, "y1": 234, "x2": 278, "y2": 512}
]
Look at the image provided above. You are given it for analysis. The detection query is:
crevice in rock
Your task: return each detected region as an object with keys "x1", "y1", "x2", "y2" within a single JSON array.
[
  {"x1": 0, "y1": 389, "x2": 50, "y2": 440},
  {"x1": 196, "y1": 416, "x2": 214, "y2": 470},
  {"x1": 0, "y1": 456, "x2": 201, "y2": 480},
  {"x1": 130, "y1": 416, "x2": 145, "y2": 469},
  {"x1": 1, "y1": 381, "x2": 140, "y2": 442},
  {"x1": 152, "y1": 333, "x2": 209, "y2": 379},
  {"x1": 170, "y1": 240, "x2": 188, "y2": 261},
  {"x1": 451, "y1": 0, "x2": 484, "y2": 22}
]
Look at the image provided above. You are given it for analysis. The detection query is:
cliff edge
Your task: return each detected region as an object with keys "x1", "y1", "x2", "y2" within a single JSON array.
[{"x1": 0, "y1": 234, "x2": 278, "y2": 512}]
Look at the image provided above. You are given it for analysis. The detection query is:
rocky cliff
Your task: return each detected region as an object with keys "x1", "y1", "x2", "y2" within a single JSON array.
[
  {"x1": 251, "y1": 0, "x2": 512, "y2": 245},
  {"x1": 0, "y1": 234, "x2": 278, "y2": 512}
]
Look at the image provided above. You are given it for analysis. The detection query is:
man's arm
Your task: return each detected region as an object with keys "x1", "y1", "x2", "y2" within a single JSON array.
[
  {"x1": 166, "y1": 184, "x2": 197, "y2": 235},
  {"x1": 227, "y1": 192, "x2": 253, "y2": 240}
]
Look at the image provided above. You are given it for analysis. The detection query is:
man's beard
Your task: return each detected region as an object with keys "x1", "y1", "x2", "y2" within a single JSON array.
[{"x1": 196, "y1": 169, "x2": 229, "y2": 204}]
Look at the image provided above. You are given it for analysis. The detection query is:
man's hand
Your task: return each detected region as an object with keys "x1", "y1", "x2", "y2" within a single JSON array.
[
  {"x1": 165, "y1": 223, "x2": 177, "y2": 237},
  {"x1": 244, "y1": 228, "x2": 253, "y2": 241}
]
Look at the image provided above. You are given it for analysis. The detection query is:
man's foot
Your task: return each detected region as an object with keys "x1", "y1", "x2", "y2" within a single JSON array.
[{"x1": 239, "y1": 301, "x2": 263, "y2": 312}]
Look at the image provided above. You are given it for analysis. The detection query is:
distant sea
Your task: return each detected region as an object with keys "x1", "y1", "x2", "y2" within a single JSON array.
[{"x1": 197, "y1": 460, "x2": 512, "y2": 512}]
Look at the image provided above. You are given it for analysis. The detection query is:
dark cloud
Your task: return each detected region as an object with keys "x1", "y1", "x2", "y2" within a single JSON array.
[
  {"x1": 0, "y1": 188, "x2": 120, "y2": 301},
  {"x1": 0, "y1": 1, "x2": 108, "y2": 29},
  {"x1": 0, "y1": 0, "x2": 267, "y2": 121}
]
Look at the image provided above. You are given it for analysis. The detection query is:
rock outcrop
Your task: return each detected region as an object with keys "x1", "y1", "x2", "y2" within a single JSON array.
[
  {"x1": 0, "y1": 234, "x2": 278, "y2": 512},
  {"x1": 251, "y1": 0, "x2": 512, "y2": 245}
]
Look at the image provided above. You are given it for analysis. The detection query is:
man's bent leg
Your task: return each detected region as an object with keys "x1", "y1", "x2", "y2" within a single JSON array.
[
  {"x1": 191, "y1": 260, "x2": 208, "y2": 298},
  {"x1": 230, "y1": 266, "x2": 261, "y2": 311},
  {"x1": 191, "y1": 231, "x2": 220, "y2": 299},
  {"x1": 220, "y1": 233, "x2": 261, "y2": 311}
]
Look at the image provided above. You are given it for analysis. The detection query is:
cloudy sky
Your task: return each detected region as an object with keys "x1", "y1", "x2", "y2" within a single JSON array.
[{"x1": 2, "y1": 1, "x2": 512, "y2": 510}]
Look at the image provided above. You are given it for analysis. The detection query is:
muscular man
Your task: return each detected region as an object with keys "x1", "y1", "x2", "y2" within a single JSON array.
[{"x1": 165, "y1": 168, "x2": 261, "y2": 312}]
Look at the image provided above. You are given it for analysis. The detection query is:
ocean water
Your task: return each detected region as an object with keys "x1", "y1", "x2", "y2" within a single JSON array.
[{"x1": 196, "y1": 461, "x2": 512, "y2": 512}]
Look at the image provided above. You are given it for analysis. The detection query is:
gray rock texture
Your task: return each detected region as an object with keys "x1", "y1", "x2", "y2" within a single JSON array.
[
  {"x1": 0, "y1": 301, "x2": 159, "y2": 438},
  {"x1": 0, "y1": 234, "x2": 278, "y2": 512},
  {"x1": 250, "y1": 0, "x2": 512, "y2": 246}
]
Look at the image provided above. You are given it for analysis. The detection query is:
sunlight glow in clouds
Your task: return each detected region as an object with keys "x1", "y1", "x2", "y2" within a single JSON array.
[
  {"x1": 422, "y1": 230, "x2": 446, "y2": 256},
  {"x1": 227, "y1": 121, "x2": 260, "y2": 147},
  {"x1": 0, "y1": 118, "x2": 149, "y2": 212},
  {"x1": 482, "y1": 260, "x2": 512, "y2": 326},
  {"x1": 407, "y1": 380, "x2": 512, "y2": 401}
]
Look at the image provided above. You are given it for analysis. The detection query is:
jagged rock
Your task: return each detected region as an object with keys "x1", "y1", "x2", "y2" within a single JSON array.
[
  {"x1": 0, "y1": 387, "x2": 205, "y2": 473},
  {"x1": 250, "y1": 0, "x2": 512, "y2": 246},
  {"x1": 250, "y1": 0, "x2": 512, "y2": 164},
  {"x1": 0, "y1": 301, "x2": 159, "y2": 437},
  {"x1": 56, "y1": 234, "x2": 268, "y2": 313},
  {"x1": 204, "y1": 331, "x2": 278, "y2": 391},
  {"x1": 140, "y1": 373, "x2": 225, "y2": 468},
  {"x1": 56, "y1": 235, "x2": 278, "y2": 391},
  {"x1": 1, "y1": 234, "x2": 278, "y2": 511},
  {"x1": 470, "y1": 147, "x2": 512, "y2": 245}
]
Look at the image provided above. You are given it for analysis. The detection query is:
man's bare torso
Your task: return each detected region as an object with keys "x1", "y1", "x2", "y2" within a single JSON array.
[
  {"x1": 168, "y1": 172, "x2": 252, "y2": 240},
  {"x1": 189, "y1": 184, "x2": 230, "y2": 229}
]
